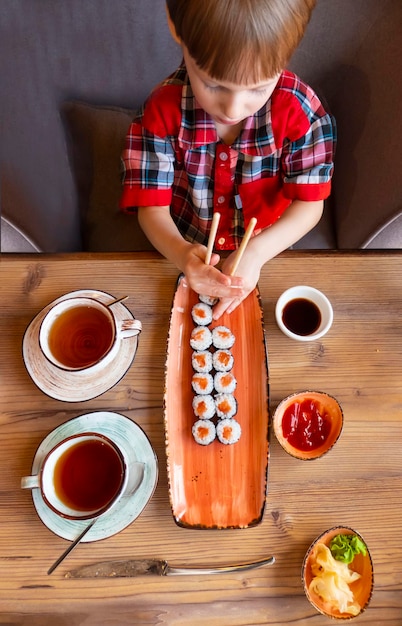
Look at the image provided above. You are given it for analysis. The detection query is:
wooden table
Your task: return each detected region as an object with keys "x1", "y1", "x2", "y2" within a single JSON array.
[{"x1": 0, "y1": 251, "x2": 401, "y2": 625}]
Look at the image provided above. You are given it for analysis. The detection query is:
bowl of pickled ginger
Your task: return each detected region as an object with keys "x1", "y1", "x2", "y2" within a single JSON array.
[{"x1": 302, "y1": 526, "x2": 373, "y2": 619}]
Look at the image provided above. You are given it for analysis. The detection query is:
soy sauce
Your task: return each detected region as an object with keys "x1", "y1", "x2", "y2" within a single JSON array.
[{"x1": 282, "y1": 298, "x2": 321, "y2": 336}]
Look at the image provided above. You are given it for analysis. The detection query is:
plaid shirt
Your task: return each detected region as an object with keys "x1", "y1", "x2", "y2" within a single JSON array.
[{"x1": 120, "y1": 65, "x2": 336, "y2": 250}]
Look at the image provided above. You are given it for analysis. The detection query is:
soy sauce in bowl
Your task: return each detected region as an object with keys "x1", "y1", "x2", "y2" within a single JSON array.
[
  {"x1": 282, "y1": 298, "x2": 321, "y2": 337},
  {"x1": 275, "y1": 285, "x2": 333, "y2": 342}
]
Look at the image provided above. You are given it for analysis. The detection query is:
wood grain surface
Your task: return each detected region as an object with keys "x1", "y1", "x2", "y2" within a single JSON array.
[{"x1": 0, "y1": 250, "x2": 401, "y2": 625}]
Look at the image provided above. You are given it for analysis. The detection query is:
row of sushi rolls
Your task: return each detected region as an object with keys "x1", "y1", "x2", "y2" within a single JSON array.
[{"x1": 190, "y1": 294, "x2": 241, "y2": 446}]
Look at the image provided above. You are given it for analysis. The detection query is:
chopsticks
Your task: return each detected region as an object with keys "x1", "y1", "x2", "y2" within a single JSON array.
[
  {"x1": 230, "y1": 217, "x2": 257, "y2": 276},
  {"x1": 205, "y1": 214, "x2": 257, "y2": 275},
  {"x1": 205, "y1": 212, "x2": 221, "y2": 265},
  {"x1": 205, "y1": 213, "x2": 257, "y2": 275}
]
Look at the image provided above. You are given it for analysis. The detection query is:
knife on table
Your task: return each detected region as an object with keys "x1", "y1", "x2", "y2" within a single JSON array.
[{"x1": 65, "y1": 556, "x2": 275, "y2": 578}]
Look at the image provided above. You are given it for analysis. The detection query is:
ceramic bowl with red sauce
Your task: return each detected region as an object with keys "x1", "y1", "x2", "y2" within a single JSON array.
[{"x1": 273, "y1": 391, "x2": 343, "y2": 460}]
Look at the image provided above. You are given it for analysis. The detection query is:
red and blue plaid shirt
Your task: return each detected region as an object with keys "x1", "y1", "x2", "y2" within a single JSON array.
[{"x1": 120, "y1": 65, "x2": 336, "y2": 250}]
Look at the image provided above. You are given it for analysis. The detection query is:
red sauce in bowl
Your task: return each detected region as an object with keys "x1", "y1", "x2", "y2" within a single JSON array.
[{"x1": 281, "y1": 398, "x2": 332, "y2": 451}]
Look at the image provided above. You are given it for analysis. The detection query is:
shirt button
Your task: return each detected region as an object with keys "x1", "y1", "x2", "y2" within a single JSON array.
[
  {"x1": 217, "y1": 195, "x2": 225, "y2": 204},
  {"x1": 217, "y1": 237, "x2": 226, "y2": 245},
  {"x1": 219, "y1": 152, "x2": 228, "y2": 161}
]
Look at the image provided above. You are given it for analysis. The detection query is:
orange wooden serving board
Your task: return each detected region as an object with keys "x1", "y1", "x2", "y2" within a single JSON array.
[{"x1": 164, "y1": 277, "x2": 269, "y2": 529}]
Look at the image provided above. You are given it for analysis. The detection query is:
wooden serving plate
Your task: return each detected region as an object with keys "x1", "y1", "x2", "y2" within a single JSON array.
[{"x1": 164, "y1": 277, "x2": 269, "y2": 529}]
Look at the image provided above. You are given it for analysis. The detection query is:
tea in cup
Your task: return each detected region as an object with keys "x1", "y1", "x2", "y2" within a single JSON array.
[
  {"x1": 21, "y1": 432, "x2": 145, "y2": 520},
  {"x1": 39, "y1": 296, "x2": 142, "y2": 372}
]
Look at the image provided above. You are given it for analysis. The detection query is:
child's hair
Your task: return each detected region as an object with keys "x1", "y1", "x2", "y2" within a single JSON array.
[{"x1": 166, "y1": 0, "x2": 316, "y2": 84}]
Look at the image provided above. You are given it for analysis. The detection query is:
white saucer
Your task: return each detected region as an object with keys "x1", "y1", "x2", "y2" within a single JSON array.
[
  {"x1": 22, "y1": 289, "x2": 139, "y2": 401},
  {"x1": 28, "y1": 412, "x2": 158, "y2": 542}
]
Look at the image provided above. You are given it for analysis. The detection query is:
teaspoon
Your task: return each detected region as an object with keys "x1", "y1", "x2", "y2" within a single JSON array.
[{"x1": 47, "y1": 518, "x2": 97, "y2": 575}]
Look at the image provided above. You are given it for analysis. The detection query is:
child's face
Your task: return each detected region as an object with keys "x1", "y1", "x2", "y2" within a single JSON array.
[{"x1": 183, "y1": 47, "x2": 280, "y2": 128}]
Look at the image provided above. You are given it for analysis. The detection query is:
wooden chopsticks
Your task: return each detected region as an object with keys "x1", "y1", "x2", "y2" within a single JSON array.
[
  {"x1": 205, "y1": 212, "x2": 221, "y2": 265},
  {"x1": 230, "y1": 217, "x2": 257, "y2": 276},
  {"x1": 205, "y1": 213, "x2": 257, "y2": 275}
]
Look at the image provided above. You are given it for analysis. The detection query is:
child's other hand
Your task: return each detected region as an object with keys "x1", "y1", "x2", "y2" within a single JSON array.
[
  {"x1": 181, "y1": 243, "x2": 244, "y2": 299},
  {"x1": 212, "y1": 249, "x2": 262, "y2": 320}
]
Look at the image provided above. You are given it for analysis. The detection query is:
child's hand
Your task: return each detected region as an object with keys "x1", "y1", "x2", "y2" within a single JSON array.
[
  {"x1": 181, "y1": 243, "x2": 244, "y2": 300},
  {"x1": 212, "y1": 248, "x2": 262, "y2": 319}
]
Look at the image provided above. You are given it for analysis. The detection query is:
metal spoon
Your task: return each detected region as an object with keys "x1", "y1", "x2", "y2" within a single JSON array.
[{"x1": 47, "y1": 518, "x2": 97, "y2": 575}]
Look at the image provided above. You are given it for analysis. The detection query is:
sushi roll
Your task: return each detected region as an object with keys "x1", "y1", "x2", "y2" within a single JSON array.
[
  {"x1": 215, "y1": 393, "x2": 237, "y2": 419},
  {"x1": 212, "y1": 325, "x2": 235, "y2": 349},
  {"x1": 212, "y1": 349, "x2": 234, "y2": 372},
  {"x1": 216, "y1": 418, "x2": 241, "y2": 445},
  {"x1": 192, "y1": 394, "x2": 216, "y2": 419},
  {"x1": 214, "y1": 371, "x2": 237, "y2": 394},
  {"x1": 199, "y1": 294, "x2": 219, "y2": 306},
  {"x1": 190, "y1": 326, "x2": 213, "y2": 350},
  {"x1": 192, "y1": 419, "x2": 216, "y2": 445},
  {"x1": 191, "y1": 302, "x2": 213, "y2": 326},
  {"x1": 191, "y1": 372, "x2": 214, "y2": 395},
  {"x1": 191, "y1": 350, "x2": 213, "y2": 373}
]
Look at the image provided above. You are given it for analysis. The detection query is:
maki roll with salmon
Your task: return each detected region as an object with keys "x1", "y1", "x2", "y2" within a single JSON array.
[
  {"x1": 191, "y1": 302, "x2": 213, "y2": 326},
  {"x1": 214, "y1": 371, "x2": 237, "y2": 394},
  {"x1": 192, "y1": 419, "x2": 216, "y2": 445},
  {"x1": 191, "y1": 350, "x2": 213, "y2": 373},
  {"x1": 212, "y1": 325, "x2": 235, "y2": 349},
  {"x1": 199, "y1": 294, "x2": 218, "y2": 306},
  {"x1": 190, "y1": 326, "x2": 213, "y2": 350},
  {"x1": 212, "y1": 349, "x2": 234, "y2": 372},
  {"x1": 216, "y1": 418, "x2": 241, "y2": 444},
  {"x1": 192, "y1": 394, "x2": 216, "y2": 419},
  {"x1": 215, "y1": 393, "x2": 237, "y2": 419},
  {"x1": 191, "y1": 372, "x2": 214, "y2": 395}
]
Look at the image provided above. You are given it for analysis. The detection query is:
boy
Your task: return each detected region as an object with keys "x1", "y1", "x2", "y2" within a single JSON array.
[{"x1": 120, "y1": 0, "x2": 335, "y2": 319}]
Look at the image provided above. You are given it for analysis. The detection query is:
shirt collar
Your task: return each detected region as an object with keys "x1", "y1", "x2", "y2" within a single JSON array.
[{"x1": 177, "y1": 69, "x2": 278, "y2": 156}]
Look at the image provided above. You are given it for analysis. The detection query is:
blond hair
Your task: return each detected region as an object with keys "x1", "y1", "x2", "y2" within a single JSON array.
[{"x1": 166, "y1": 0, "x2": 316, "y2": 83}]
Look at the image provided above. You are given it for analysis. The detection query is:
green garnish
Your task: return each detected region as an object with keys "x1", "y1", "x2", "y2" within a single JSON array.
[{"x1": 329, "y1": 534, "x2": 367, "y2": 564}]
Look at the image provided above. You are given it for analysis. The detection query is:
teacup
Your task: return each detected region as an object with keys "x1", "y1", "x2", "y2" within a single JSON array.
[
  {"x1": 39, "y1": 296, "x2": 142, "y2": 372},
  {"x1": 21, "y1": 432, "x2": 145, "y2": 520},
  {"x1": 275, "y1": 285, "x2": 333, "y2": 341}
]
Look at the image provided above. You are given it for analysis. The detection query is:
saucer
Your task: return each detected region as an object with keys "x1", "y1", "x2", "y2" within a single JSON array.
[
  {"x1": 22, "y1": 289, "x2": 139, "y2": 401},
  {"x1": 28, "y1": 411, "x2": 158, "y2": 542}
]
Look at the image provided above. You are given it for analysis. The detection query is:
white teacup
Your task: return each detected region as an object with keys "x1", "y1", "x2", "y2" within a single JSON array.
[
  {"x1": 21, "y1": 432, "x2": 145, "y2": 520},
  {"x1": 39, "y1": 296, "x2": 142, "y2": 372},
  {"x1": 275, "y1": 285, "x2": 333, "y2": 342}
]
